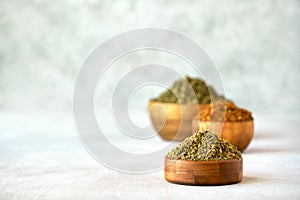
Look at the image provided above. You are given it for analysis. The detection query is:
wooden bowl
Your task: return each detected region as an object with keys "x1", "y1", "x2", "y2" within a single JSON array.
[
  {"x1": 165, "y1": 157, "x2": 243, "y2": 186},
  {"x1": 192, "y1": 119, "x2": 254, "y2": 151},
  {"x1": 148, "y1": 100, "x2": 209, "y2": 141}
]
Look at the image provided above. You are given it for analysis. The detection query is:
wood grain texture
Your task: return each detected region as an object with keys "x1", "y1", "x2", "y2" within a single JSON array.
[
  {"x1": 164, "y1": 157, "x2": 243, "y2": 186},
  {"x1": 148, "y1": 101, "x2": 209, "y2": 141},
  {"x1": 194, "y1": 120, "x2": 254, "y2": 151}
]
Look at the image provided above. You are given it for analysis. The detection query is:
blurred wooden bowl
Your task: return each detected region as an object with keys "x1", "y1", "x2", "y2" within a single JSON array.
[
  {"x1": 148, "y1": 100, "x2": 209, "y2": 141},
  {"x1": 165, "y1": 157, "x2": 243, "y2": 186},
  {"x1": 192, "y1": 119, "x2": 254, "y2": 151}
]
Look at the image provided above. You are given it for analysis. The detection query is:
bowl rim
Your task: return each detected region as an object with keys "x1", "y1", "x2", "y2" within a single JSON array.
[
  {"x1": 165, "y1": 156, "x2": 242, "y2": 164},
  {"x1": 148, "y1": 99, "x2": 211, "y2": 106},
  {"x1": 194, "y1": 119, "x2": 254, "y2": 123}
]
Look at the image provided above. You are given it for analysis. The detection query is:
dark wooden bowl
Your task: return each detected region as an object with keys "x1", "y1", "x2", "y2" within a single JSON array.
[
  {"x1": 192, "y1": 119, "x2": 254, "y2": 151},
  {"x1": 148, "y1": 100, "x2": 209, "y2": 141},
  {"x1": 164, "y1": 157, "x2": 243, "y2": 186}
]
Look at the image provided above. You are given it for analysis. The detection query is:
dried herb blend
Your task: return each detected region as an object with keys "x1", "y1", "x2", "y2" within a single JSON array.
[
  {"x1": 154, "y1": 76, "x2": 220, "y2": 104},
  {"x1": 199, "y1": 100, "x2": 253, "y2": 122},
  {"x1": 167, "y1": 130, "x2": 242, "y2": 161}
]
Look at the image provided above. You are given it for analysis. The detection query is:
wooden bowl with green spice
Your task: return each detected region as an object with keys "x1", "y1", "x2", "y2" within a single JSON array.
[
  {"x1": 164, "y1": 130, "x2": 243, "y2": 186},
  {"x1": 148, "y1": 76, "x2": 220, "y2": 141}
]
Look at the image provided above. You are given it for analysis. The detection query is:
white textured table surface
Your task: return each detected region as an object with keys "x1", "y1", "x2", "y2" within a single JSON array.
[{"x1": 0, "y1": 112, "x2": 300, "y2": 199}]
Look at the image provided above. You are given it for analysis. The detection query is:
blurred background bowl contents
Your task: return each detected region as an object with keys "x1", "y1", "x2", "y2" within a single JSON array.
[
  {"x1": 193, "y1": 100, "x2": 254, "y2": 151},
  {"x1": 149, "y1": 76, "x2": 221, "y2": 141}
]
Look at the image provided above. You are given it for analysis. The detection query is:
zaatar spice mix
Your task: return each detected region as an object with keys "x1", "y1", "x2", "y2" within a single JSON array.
[
  {"x1": 154, "y1": 76, "x2": 221, "y2": 104},
  {"x1": 167, "y1": 130, "x2": 242, "y2": 161}
]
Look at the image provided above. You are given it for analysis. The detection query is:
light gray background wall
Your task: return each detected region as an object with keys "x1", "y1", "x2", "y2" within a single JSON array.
[{"x1": 0, "y1": 0, "x2": 299, "y2": 115}]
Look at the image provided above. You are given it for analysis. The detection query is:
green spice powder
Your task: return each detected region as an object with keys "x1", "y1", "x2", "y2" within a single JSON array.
[
  {"x1": 167, "y1": 130, "x2": 242, "y2": 161},
  {"x1": 154, "y1": 76, "x2": 219, "y2": 104}
]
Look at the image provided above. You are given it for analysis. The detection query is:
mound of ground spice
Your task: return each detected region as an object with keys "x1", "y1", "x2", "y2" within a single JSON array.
[
  {"x1": 199, "y1": 100, "x2": 253, "y2": 122},
  {"x1": 167, "y1": 130, "x2": 242, "y2": 161},
  {"x1": 154, "y1": 76, "x2": 220, "y2": 104}
]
